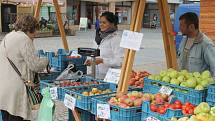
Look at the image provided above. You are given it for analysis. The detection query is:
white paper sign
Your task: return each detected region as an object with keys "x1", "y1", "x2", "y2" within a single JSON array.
[
  {"x1": 104, "y1": 68, "x2": 121, "y2": 84},
  {"x1": 159, "y1": 86, "x2": 173, "y2": 95},
  {"x1": 120, "y1": 30, "x2": 143, "y2": 51},
  {"x1": 97, "y1": 104, "x2": 111, "y2": 119},
  {"x1": 145, "y1": 116, "x2": 160, "y2": 121},
  {"x1": 64, "y1": 94, "x2": 76, "y2": 110},
  {"x1": 50, "y1": 87, "x2": 58, "y2": 100},
  {"x1": 79, "y1": 17, "x2": 88, "y2": 28}
]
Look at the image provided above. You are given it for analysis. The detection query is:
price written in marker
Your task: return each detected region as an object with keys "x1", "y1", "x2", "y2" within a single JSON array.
[
  {"x1": 104, "y1": 68, "x2": 121, "y2": 84},
  {"x1": 50, "y1": 87, "x2": 58, "y2": 100},
  {"x1": 145, "y1": 116, "x2": 160, "y2": 121},
  {"x1": 64, "y1": 94, "x2": 76, "y2": 110},
  {"x1": 159, "y1": 86, "x2": 173, "y2": 95},
  {"x1": 97, "y1": 104, "x2": 111, "y2": 119}
]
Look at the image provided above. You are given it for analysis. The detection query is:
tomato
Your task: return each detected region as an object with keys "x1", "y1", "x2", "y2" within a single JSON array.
[
  {"x1": 174, "y1": 100, "x2": 182, "y2": 105},
  {"x1": 169, "y1": 104, "x2": 176, "y2": 110},
  {"x1": 158, "y1": 107, "x2": 166, "y2": 114},
  {"x1": 150, "y1": 104, "x2": 158, "y2": 112},
  {"x1": 164, "y1": 103, "x2": 170, "y2": 108},
  {"x1": 185, "y1": 106, "x2": 191, "y2": 112},
  {"x1": 182, "y1": 110, "x2": 188, "y2": 115},
  {"x1": 185, "y1": 102, "x2": 192, "y2": 106},
  {"x1": 182, "y1": 105, "x2": 186, "y2": 110},
  {"x1": 188, "y1": 109, "x2": 194, "y2": 114},
  {"x1": 175, "y1": 104, "x2": 182, "y2": 109}
]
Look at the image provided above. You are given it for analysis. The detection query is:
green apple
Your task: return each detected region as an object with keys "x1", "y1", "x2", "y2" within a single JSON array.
[
  {"x1": 210, "y1": 107, "x2": 215, "y2": 116},
  {"x1": 209, "y1": 115, "x2": 215, "y2": 121},
  {"x1": 180, "y1": 70, "x2": 189, "y2": 75},
  {"x1": 177, "y1": 75, "x2": 185, "y2": 83},
  {"x1": 194, "y1": 102, "x2": 210, "y2": 114},
  {"x1": 154, "y1": 74, "x2": 162, "y2": 81},
  {"x1": 180, "y1": 82, "x2": 187, "y2": 87},
  {"x1": 167, "y1": 68, "x2": 175, "y2": 72},
  {"x1": 195, "y1": 85, "x2": 204, "y2": 90},
  {"x1": 160, "y1": 70, "x2": 167, "y2": 77},
  {"x1": 148, "y1": 75, "x2": 155, "y2": 80},
  {"x1": 162, "y1": 76, "x2": 171, "y2": 83},
  {"x1": 200, "y1": 79, "x2": 209, "y2": 87},
  {"x1": 169, "y1": 70, "x2": 178, "y2": 79},
  {"x1": 207, "y1": 78, "x2": 215, "y2": 84},
  {"x1": 170, "y1": 78, "x2": 180, "y2": 86},
  {"x1": 201, "y1": 70, "x2": 211, "y2": 79},
  {"x1": 196, "y1": 77, "x2": 202, "y2": 85},
  {"x1": 177, "y1": 117, "x2": 189, "y2": 121},
  {"x1": 193, "y1": 72, "x2": 201, "y2": 78},
  {"x1": 187, "y1": 115, "x2": 197, "y2": 121},
  {"x1": 186, "y1": 78, "x2": 197, "y2": 88}
]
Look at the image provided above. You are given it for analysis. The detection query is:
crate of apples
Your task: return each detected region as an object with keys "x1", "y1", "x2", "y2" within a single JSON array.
[
  {"x1": 128, "y1": 71, "x2": 150, "y2": 88},
  {"x1": 59, "y1": 80, "x2": 100, "y2": 87},
  {"x1": 82, "y1": 88, "x2": 112, "y2": 96}
]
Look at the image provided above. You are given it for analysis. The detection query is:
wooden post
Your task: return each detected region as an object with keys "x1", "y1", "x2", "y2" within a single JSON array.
[
  {"x1": 34, "y1": 0, "x2": 42, "y2": 20},
  {"x1": 53, "y1": 0, "x2": 69, "y2": 51},
  {"x1": 121, "y1": 0, "x2": 146, "y2": 93},
  {"x1": 158, "y1": 0, "x2": 178, "y2": 69},
  {"x1": 117, "y1": 0, "x2": 140, "y2": 93}
]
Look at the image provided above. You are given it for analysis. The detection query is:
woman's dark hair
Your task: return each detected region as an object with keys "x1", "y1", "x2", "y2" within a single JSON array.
[
  {"x1": 179, "y1": 12, "x2": 199, "y2": 29},
  {"x1": 101, "y1": 11, "x2": 118, "y2": 26},
  {"x1": 14, "y1": 15, "x2": 39, "y2": 33}
]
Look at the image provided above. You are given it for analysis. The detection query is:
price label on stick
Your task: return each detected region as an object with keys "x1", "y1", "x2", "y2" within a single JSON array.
[
  {"x1": 159, "y1": 86, "x2": 173, "y2": 95},
  {"x1": 120, "y1": 30, "x2": 143, "y2": 51},
  {"x1": 104, "y1": 68, "x2": 121, "y2": 84},
  {"x1": 50, "y1": 87, "x2": 58, "y2": 100},
  {"x1": 145, "y1": 116, "x2": 160, "y2": 121},
  {"x1": 64, "y1": 94, "x2": 76, "y2": 110},
  {"x1": 97, "y1": 104, "x2": 110, "y2": 119}
]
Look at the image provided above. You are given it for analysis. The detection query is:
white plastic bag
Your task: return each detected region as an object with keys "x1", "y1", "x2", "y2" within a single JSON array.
[{"x1": 56, "y1": 64, "x2": 83, "y2": 81}]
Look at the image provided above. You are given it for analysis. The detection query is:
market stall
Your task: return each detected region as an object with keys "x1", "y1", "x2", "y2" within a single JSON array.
[{"x1": 19, "y1": 0, "x2": 215, "y2": 121}]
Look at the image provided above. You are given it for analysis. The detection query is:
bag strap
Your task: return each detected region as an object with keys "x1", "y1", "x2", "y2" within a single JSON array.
[
  {"x1": 3, "y1": 39, "x2": 33, "y2": 85},
  {"x1": 3, "y1": 39, "x2": 22, "y2": 77}
]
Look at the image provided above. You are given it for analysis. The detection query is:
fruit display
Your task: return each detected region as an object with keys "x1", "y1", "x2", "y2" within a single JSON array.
[
  {"x1": 142, "y1": 93, "x2": 195, "y2": 115},
  {"x1": 81, "y1": 88, "x2": 112, "y2": 96},
  {"x1": 108, "y1": 91, "x2": 144, "y2": 108},
  {"x1": 148, "y1": 69, "x2": 215, "y2": 90},
  {"x1": 171, "y1": 102, "x2": 215, "y2": 121},
  {"x1": 59, "y1": 80, "x2": 100, "y2": 87},
  {"x1": 128, "y1": 70, "x2": 150, "y2": 88}
]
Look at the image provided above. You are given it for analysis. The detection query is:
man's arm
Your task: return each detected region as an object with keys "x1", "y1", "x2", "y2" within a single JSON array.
[{"x1": 204, "y1": 44, "x2": 215, "y2": 79}]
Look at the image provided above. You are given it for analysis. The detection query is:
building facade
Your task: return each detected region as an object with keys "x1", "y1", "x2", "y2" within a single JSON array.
[{"x1": 0, "y1": 0, "x2": 185, "y2": 32}]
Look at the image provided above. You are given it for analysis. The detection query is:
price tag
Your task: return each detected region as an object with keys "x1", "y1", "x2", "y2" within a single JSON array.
[
  {"x1": 50, "y1": 87, "x2": 58, "y2": 100},
  {"x1": 145, "y1": 116, "x2": 160, "y2": 121},
  {"x1": 64, "y1": 94, "x2": 76, "y2": 110},
  {"x1": 104, "y1": 68, "x2": 121, "y2": 84},
  {"x1": 120, "y1": 30, "x2": 143, "y2": 51},
  {"x1": 159, "y1": 86, "x2": 173, "y2": 95},
  {"x1": 97, "y1": 104, "x2": 110, "y2": 119}
]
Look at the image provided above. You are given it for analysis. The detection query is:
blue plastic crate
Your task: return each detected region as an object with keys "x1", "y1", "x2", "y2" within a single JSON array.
[
  {"x1": 60, "y1": 83, "x2": 116, "y2": 111},
  {"x1": 143, "y1": 78, "x2": 207, "y2": 105},
  {"x1": 208, "y1": 84, "x2": 215, "y2": 93},
  {"x1": 68, "y1": 108, "x2": 95, "y2": 121},
  {"x1": 38, "y1": 72, "x2": 61, "y2": 81},
  {"x1": 91, "y1": 94, "x2": 142, "y2": 121},
  {"x1": 206, "y1": 92, "x2": 215, "y2": 106},
  {"x1": 0, "y1": 111, "x2": 2, "y2": 121},
  {"x1": 142, "y1": 101, "x2": 183, "y2": 120}
]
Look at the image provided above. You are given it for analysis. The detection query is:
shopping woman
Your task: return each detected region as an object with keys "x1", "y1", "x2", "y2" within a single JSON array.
[
  {"x1": 86, "y1": 11, "x2": 124, "y2": 79},
  {"x1": 0, "y1": 16, "x2": 49, "y2": 121}
]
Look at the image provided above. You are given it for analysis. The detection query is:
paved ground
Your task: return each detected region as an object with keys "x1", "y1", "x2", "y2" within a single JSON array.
[{"x1": 1, "y1": 28, "x2": 167, "y2": 121}]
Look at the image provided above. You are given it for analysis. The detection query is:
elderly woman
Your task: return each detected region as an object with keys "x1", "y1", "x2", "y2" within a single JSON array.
[
  {"x1": 0, "y1": 16, "x2": 49, "y2": 121},
  {"x1": 86, "y1": 11, "x2": 124, "y2": 79}
]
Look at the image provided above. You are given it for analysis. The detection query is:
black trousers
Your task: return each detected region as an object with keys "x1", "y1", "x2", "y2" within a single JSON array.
[{"x1": 1, "y1": 110, "x2": 30, "y2": 121}]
